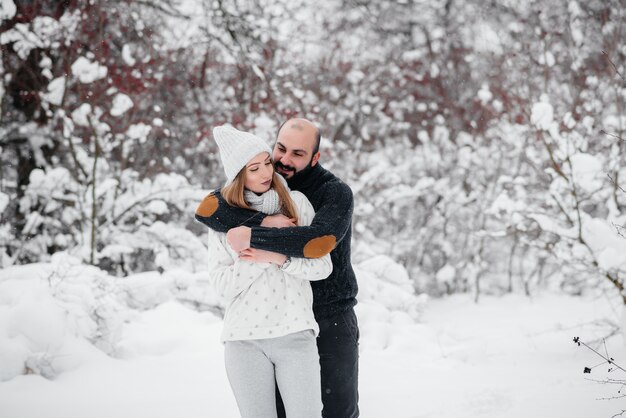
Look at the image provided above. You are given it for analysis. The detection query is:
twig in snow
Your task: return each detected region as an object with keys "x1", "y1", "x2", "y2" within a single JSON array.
[{"x1": 573, "y1": 337, "x2": 626, "y2": 374}]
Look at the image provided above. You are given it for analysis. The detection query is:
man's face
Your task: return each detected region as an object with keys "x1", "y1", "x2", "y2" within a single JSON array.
[{"x1": 273, "y1": 123, "x2": 320, "y2": 179}]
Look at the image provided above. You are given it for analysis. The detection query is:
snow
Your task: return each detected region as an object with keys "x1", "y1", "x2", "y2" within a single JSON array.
[
  {"x1": 40, "y1": 55, "x2": 52, "y2": 68},
  {"x1": 110, "y1": 94, "x2": 134, "y2": 117},
  {"x1": 436, "y1": 264, "x2": 455, "y2": 284},
  {"x1": 568, "y1": 153, "x2": 604, "y2": 192},
  {"x1": 115, "y1": 271, "x2": 175, "y2": 310},
  {"x1": 40, "y1": 76, "x2": 65, "y2": 106},
  {"x1": 568, "y1": 1, "x2": 583, "y2": 18},
  {"x1": 71, "y1": 57, "x2": 107, "y2": 84},
  {"x1": 0, "y1": 0, "x2": 16, "y2": 20},
  {"x1": 473, "y1": 22, "x2": 503, "y2": 54},
  {"x1": 603, "y1": 115, "x2": 626, "y2": 132},
  {"x1": 23, "y1": 167, "x2": 74, "y2": 208},
  {"x1": 527, "y1": 213, "x2": 577, "y2": 239},
  {"x1": 477, "y1": 84, "x2": 492, "y2": 105},
  {"x1": 0, "y1": 259, "x2": 124, "y2": 380},
  {"x1": 582, "y1": 218, "x2": 626, "y2": 272},
  {"x1": 1, "y1": 14, "x2": 71, "y2": 59},
  {"x1": 145, "y1": 199, "x2": 168, "y2": 215},
  {"x1": 126, "y1": 123, "x2": 151, "y2": 142},
  {"x1": 571, "y1": 26, "x2": 584, "y2": 46},
  {"x1": 402, "y1": 49, "x2": 425, "y2": 61},
  {"x1": 360, "y1": 292, "x2": 622, "y2": 418},
  {"x1": 0, "y1": 260, "x2": 623, "y2": 418},
  {"x1": 71, "y1": 103, "x2": 92, "y2": 127},
  {"x1": 582, "y1": 115, "x2": 595, "y2": 133},
  {"x1": 356, "y1": 255, "x2": 424, "y2": 320},
  {"x1": 0, "y1": 23, "x2": 43, "y2": 59},
  {"x1": 121, "y1": 45, "x2": 136, "y2": 66},
  {"x1": 0, "y1": 191, "x2": 8, "y2": 213},
  {"x1": 0, "y1": 58, "x2": 3, "y2": 105},
  {"x1": 539, "y1": 51, "x2": 556, "y2": 67},
  {"x1": 563, "y1": 112, "x2": 577, "y2": 129},
  {"x1": 347, "y1": 70, "x2": 365, "y2": 85},
  {"x1": 531, "y1": 95, "x2": 554, "y2": 130},
  {"x1": 430, "y1": 63, "x2": 440, "y2": 78},
  {"x1": 488, "y1": 191, "x2": 521, "y2": 216}
]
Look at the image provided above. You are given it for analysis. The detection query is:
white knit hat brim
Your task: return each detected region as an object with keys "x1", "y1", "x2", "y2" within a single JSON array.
[
  {"x1": 213, "y1": 125, "x2": 273, "y2": 184},
  {"x1": 224, "y1": 146, "x2": 272, "y2": 184}
]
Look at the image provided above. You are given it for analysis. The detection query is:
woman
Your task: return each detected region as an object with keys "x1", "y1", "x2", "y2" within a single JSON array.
[{"x1": 206, "y1": 125, "x2": 332, "y2": 418}]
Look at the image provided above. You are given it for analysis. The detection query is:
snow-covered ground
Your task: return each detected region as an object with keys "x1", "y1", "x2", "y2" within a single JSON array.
[
  {"x1": 360, "y1": 293, "x2": 623, "y2": 418},
  {"x1": 0, "y1": 259, "x2": 623, "y2": 418}
]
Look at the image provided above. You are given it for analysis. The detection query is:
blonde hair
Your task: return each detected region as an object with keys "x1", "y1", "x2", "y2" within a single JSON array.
[{"x1": 222, "y1": 169, "x2": 299, "y2": 225}]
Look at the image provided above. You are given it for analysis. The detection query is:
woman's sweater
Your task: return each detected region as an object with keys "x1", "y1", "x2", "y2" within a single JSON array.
[
  {"x1": 196, "y1": 163, "x2": 357, "y2": 321},
  {"x1": 208, "y1": 190, "x2": 333, "y2": 342}
]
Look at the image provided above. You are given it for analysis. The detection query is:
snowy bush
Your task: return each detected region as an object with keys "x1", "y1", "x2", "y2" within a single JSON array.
[
  {"x1": 0, "y1": 253, "x2": 130, "y2": 380},
  {"x1": 0, "y1": 251, "x2": 225, "y2": 381},
  {"x1": 0, "y1": 248, "x2": 423, "y2": 381},
  {"x1": 6, "y1": 158, "x2": 204, "y2": 275},
  {"x1": 355, "y1": 254, "x2": 426, "y2": 321}
]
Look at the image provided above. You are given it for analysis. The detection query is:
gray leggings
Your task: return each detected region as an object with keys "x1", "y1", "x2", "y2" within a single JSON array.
[{"x1": 224, "y1": 330, "x2": 322, "y2": 418}]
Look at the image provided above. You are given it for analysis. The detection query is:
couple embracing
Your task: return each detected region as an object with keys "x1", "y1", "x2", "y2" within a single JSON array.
[{"x1": 195, "y1": 118, "x2": 359, "y2": 418}]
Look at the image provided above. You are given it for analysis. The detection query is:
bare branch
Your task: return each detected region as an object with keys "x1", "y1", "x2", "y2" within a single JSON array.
[
  {"x1": 133, "y1": 0, "x2": 191, "y2": 20},
  {"x1": 601, "y1": 130, "x2": 626, "y2": 143},
  {"x1": 607, "y1": 173, "x2": 626, "y2": 194},
  {"x1": 602, "y1": 50, "x2": 626, "y2": 84},
  {"x1": 574, "y1": 337, "x2": 626, "y2": 374}
]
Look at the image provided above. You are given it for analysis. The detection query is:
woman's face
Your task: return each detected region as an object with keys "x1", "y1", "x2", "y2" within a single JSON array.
[{"x1": 244, "y1": 152, "x2": 274, "y2": 194}]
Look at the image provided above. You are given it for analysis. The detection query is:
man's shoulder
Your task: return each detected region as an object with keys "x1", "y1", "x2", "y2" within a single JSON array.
[{"x1": 318, "y1": 173, "x2": 353, "y2": 201}]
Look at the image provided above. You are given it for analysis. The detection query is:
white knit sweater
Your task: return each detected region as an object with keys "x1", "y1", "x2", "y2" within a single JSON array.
[{"x1": 207, "y1": 190, "x2": 333, "y2": 342}]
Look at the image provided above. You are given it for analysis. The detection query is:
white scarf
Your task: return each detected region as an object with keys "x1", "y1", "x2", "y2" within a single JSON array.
[{"x1": 244, "y1": 175, "x2": 289, "y2": 215}]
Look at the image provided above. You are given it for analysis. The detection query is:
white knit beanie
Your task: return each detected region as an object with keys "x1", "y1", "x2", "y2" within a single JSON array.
[{"x1": 213, "y1": 125, "x2": 273, "y2": 184}]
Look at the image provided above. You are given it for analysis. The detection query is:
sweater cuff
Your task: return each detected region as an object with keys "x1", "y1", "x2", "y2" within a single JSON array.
[{"x1": 250, "y1": 227, "x2": 306, "y2": 258}]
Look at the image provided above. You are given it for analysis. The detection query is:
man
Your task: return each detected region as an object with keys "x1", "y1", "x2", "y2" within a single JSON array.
[{"x1": 195, "y1": 118, "x2": 359, "y2": 418}]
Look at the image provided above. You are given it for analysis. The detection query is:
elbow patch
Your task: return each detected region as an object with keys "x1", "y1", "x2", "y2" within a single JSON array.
[
  {"x1": 196, "y1": 193, "x2": 219, "y2": 217},
  {"x1": 303, "y1": 235, "x2": 336, "y2": 258}
]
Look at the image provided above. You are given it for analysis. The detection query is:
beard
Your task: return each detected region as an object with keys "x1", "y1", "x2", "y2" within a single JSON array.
[
  {"x1": 275, "y1": 157, "x2": 317, "y2": 187},
  {"x1": 274, "y1": 160, "x2": 296, "y2": 177}
]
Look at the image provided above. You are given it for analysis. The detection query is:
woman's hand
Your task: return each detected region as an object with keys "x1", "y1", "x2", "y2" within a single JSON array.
[
  {"x1": 239, "y1": 248, "x2": 287, "y2": 265},
  {"x1": 261, "y1": 214, "x2": 296, "y2": 228}
]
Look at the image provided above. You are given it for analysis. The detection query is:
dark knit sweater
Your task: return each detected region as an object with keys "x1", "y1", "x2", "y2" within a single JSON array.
[{"x1": 195, "y1": 163, "x2": 358, "y2": 320}]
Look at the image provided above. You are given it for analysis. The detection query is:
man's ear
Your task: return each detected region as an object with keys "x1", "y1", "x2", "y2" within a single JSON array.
[{"x1": 311, "y1": 151, "x2": 321, "y2": 167}]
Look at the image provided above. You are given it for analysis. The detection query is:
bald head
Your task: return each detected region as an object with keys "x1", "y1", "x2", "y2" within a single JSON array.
[
  {"x1": 277, "y1": 118, "x2": 321, "y2": 154},
  {"x1": 273, "y1": 118, "x2": 322, "y2": 178}
]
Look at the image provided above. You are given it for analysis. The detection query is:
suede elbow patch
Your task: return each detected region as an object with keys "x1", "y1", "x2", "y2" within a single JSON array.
[
  {"x1": 303, "y1": 235, "x2": 336, "y2": 258},
  {"x1": 196, "y1": 194, "x2": 219, "y2": 217}
]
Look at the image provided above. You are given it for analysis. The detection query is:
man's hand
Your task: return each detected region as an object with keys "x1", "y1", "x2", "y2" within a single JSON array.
[
  {"x1": 261, "y1": 214, "x2": 297, "y2": 228},
  {"x1": 239, "y1": 248, "x2": 287, "y2": 265},
  {"x1": 226, "y1": 226, "x2": 252, "y2": 253}
]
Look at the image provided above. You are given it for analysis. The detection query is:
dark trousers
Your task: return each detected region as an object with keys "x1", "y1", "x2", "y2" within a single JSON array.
[{"x1": 276, "y1": 307, "x2": 360, "y2": 418}]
